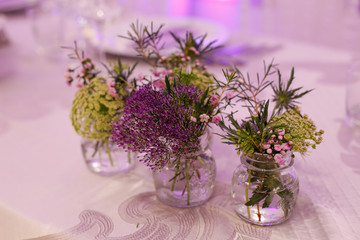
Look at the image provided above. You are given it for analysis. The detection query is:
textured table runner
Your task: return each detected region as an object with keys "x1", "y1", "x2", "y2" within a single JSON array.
[{"x1": 27, "y1": 182, "x2": 271, "y2": 240}]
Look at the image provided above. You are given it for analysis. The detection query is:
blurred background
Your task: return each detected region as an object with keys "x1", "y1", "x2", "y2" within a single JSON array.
[{"x1": 1, "y1": 0, "x2": 360, "y2": 63}]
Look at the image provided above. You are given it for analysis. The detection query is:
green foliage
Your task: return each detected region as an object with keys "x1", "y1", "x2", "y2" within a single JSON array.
[
  {"x1": 170, "y1": 31, "x2": 222, "y2": 56},
  {"x1": 219, "y1": 61, "x2": 323, "y2": 157},
  {"x1": 271, "y1": 67, "x2": 313, "y2": 116},
  {"x1": 105, "y1": 59, "x2": 139, "y2": 92},
  {"x1": 174, "y1": 68, "x2": 215, "y2": 93},
  {"x1": 218, "y1": 101, "x2": 272, "y2": 156},
  {"x1": 244, "y1": 170, "x2": 295, "y2": 217}
]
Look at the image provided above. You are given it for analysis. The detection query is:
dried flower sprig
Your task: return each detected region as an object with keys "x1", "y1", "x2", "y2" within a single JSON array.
[
  {"x1": 227, "y1": 60, "x2": 276, "y2": 114},
  {"x1": 63, "y1": 42, "x2": 100, "y2": 88}
]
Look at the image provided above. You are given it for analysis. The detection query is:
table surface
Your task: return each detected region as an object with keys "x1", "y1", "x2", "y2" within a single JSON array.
[{"x1": 1, "y1": 0, "x2": 360, "y2": 239}]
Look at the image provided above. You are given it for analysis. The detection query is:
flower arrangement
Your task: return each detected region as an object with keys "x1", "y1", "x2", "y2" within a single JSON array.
[
  {"x1": 219, "y1": 61, "x2": 324, "y2": 223},
  {"x1": 219, "y1": 61, "x2": 324, "y2": 160},
  {"x1": 112, "y1": 74, "x2": 234, "y2": 205},
  {"x1": 122, "y1": 21, "x2": 220, "y2": 93},
  {"x1": 64, "y1": 43, "x2": 138, "y2": 167},
  {"x1": 110, "y1": 21, "x2": 235, "y2": 205}
]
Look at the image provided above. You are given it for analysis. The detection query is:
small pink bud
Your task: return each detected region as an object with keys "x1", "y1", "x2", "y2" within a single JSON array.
[
  {"x1": 212, "y1": 115, "x2": 221, "y2": 125},
  {"x1": 225, "y1": 91, "x2": 235, "y2": 99},
  {"x1": 189, "y1": 46, "x2": 197, "y2": 52},
  {"x1": 274, "y1": 144, "x2": 282, "y2": 151},
  {"x1": 209, "y1": 95, "x2": 219, "y2": 107},
  {"x1": 263, "y1": 144, "x2": 271, "y2": 149},
  {"x1": 76, "y1": 82, "x2": 84, "y2": 88},
  {"x1": 153, "y1": 79, "x2": 165, "y2": 89}
]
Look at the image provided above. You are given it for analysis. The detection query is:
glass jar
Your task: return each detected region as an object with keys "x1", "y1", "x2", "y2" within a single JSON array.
[
  {"x1": 152, "y1": 132, "x2": 216, "y2": 207},
  {"x1": 81, "y1": 138, "x2": 136, "y2": 176},
  {"x1": 231, "y1": 152, "x2": 299, "y2": 225}
]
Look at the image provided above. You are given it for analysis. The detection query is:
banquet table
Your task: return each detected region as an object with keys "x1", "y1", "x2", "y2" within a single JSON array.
[{"x1": 1, "y1": 0, "x2": 360, "y2": 239}]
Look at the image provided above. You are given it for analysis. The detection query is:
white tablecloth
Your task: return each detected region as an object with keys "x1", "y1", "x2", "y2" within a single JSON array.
[{"x1": 1, "y1": 1, "x2": 360, "y2": 239}]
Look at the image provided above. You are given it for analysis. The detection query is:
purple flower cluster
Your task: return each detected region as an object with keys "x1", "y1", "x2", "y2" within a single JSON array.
[{"x1": 111, "y1": 84, "x2": 203, "y2": 170}]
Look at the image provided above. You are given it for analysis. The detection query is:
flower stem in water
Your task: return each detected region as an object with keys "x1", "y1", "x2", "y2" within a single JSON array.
[
  {"x1": 185, "y1": 160, "x2": 190, "y2": 205},
  {"x1": 246, "y1": 170, "x2": 251, "y2": 219},
  {"x1": 257, "y1": 174, "x2": 263, "y2": 221},
  {"x1": 105, "y1": 140, "x2": 114, "y2": 166},
  {"x1": 127, "y1": 150, "x2": 131, "y2": 164},
  {"x1": 171, "y1": 163, "x2": 179, "y2": 192}
]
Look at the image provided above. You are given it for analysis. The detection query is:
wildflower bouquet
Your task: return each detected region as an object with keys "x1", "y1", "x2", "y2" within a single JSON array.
[
  {"x1": 122, "y1": 21, "x2": 221, "y2": 93},
  {"x1": 111, "y1": 21, "x2": 234, "y2": 206},
  {"x1": 219, "y1": 61, "x2": 324, "y2": 224},
  {"x1": 64, "y1": 43, "x2": 139, "y2": 174},
  {"x1": 112, "y1": 73, "x2": 233, "y2": 206}
]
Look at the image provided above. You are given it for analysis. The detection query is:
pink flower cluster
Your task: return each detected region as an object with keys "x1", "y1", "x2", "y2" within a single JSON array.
[
  {"x1": 157, "y1": 50, "x2": 207, "y2": 70},
  {"x1": 107, "y1": 78, "x2": 117, "y2": 98},
  {"x1": 65, "y1": 57, "x2": 97, "y2": 88},
  {"x1": 209, "y1": 95, "x2": 219, "y2": 107},
  {"x1": 152, "y1": 69, "x2": 173, "y2": 90},
  {"x1": 262, "y1": 128, "x2": 293, "y2": 165},
  {"x1": 189, "y1": 114, "x2": 220, "y2": 125},
  {"x1": 189, "y1": 46, "x2": 200, "y2": 55}
]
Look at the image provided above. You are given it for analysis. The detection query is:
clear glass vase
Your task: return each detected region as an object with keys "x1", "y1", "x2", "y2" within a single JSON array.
[
  {"x1": 81, "y1": 138, "x2": 136, "y2": 176},
  {"x1": 232, "y1": 152, "x2": 299, "y2": 225},
  {"x1": 152, "y1": 132, "x2": 216, "y2": 207}
]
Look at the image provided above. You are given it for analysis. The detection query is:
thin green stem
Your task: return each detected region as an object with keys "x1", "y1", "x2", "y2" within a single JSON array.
[
  {"x1": 92, "y1": 140, "x2": 100, "y2": 158},
  {"x1": 246, "y1": 169, "x2": 251, "y2": 219},
  {"x1": 171, "y1": 160, "x2": 179, "y2": 192},
  {"x1": 185, "y1": 160, "x2": 191, "y2": 205},
  {"x1": 127, "y1": 151, "x2": 131, "y2": 164},
  {"x1": 105, "y1": 139, "x2": 114, "y2": 166}
]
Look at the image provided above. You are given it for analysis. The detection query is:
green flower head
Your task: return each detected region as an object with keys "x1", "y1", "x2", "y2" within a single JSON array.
[{"x1": 70, "y1": 77, "x2": 126, "y2": 140}]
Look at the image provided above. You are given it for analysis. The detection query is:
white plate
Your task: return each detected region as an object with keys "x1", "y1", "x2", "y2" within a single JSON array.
[
  {"x1": 0, "y1": 0, "x2": 35, "y2": 12},
  {"x1": 101, "y1": 17, "x2": 229, "y2": 57}
]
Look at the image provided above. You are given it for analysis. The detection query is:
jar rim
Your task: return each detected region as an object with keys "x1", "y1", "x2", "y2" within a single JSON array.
[{"x1": 240, "y1": 151, "x2": 294, "y2": 171}]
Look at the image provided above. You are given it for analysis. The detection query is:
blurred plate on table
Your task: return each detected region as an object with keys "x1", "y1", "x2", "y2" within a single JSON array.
[
  {"x1": 101, "y1": 17, "x2": 229, "y2": 57},
  {"x1": 0, "y1": 0, "x2": 35, "y2": 13}
]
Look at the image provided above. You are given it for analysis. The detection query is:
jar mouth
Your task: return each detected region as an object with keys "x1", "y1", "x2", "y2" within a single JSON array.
[{"x1": 240, "y1": 152, "x2": 294, "y2": 171}]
